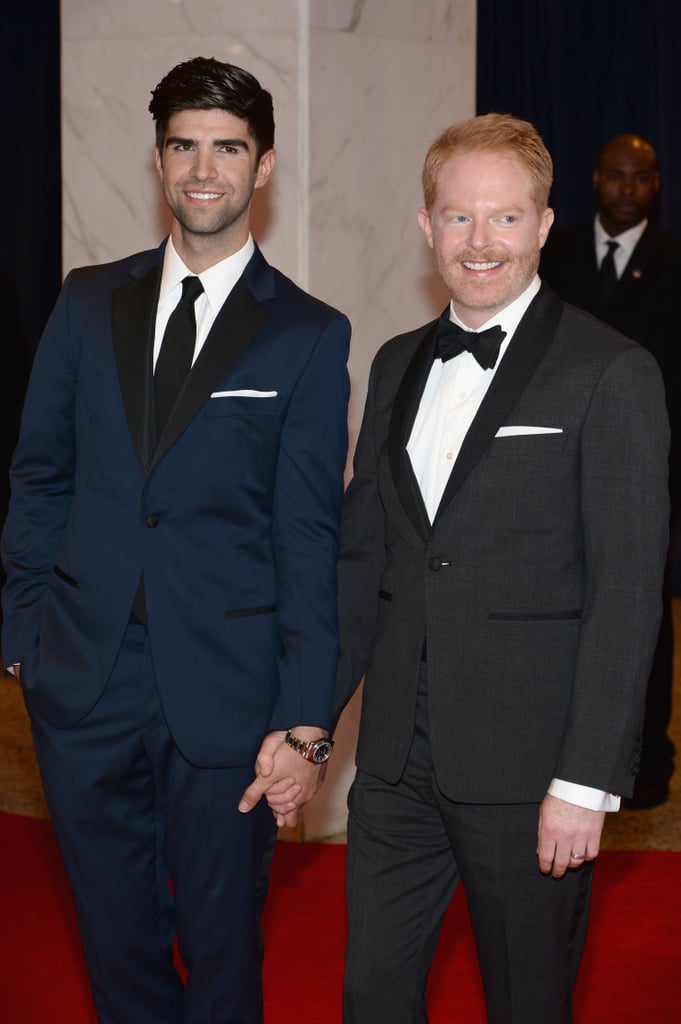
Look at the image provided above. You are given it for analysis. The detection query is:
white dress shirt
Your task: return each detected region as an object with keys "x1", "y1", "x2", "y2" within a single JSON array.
[
  {"x1": 594, "y1": 214, "x2": 647, "y2": 279},
  {"x1": 407, "y1": 276, "x2": 619, "y2": 813},
  {"x1": 154, "y1": 234, "x2": 255, "y2": 369}
]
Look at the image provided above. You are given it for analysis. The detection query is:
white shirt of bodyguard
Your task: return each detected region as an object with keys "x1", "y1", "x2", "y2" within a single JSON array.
[
  {"x1": 594, "y1": 213, "x2": 647, "y2": 279},
  {"x1": 407, "y1": 275, "x2": 619, "y2": 813},
  {"x1": 154, "y1": 233, "x2": 255, "y2": 368}
]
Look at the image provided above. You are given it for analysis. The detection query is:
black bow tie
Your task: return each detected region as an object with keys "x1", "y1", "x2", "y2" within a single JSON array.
[{"x1": 434, "y1": 315, "x2": 507, "y2": 370}]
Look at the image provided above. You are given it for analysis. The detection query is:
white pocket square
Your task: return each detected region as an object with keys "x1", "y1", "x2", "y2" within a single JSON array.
[
  {"x1": 495, "y1": 426, "x2": 563, "y2": 437},
  {"x1": 210, "y1": 389, "x2": 278, "y2": 398}
]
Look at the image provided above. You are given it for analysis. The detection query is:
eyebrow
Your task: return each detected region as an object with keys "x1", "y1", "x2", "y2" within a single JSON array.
[
  {"x1": 602, "y1": 165, "x2": 655, "y2": 174},
  {"x1": 164, "y1": 136, "x2": 251, "y2": 152}
]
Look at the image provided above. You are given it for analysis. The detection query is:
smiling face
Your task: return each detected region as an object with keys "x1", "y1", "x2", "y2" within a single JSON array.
[
  {"x1": 418, "y1": 149, "x2": 553, "y2": 329},
  {"x1": 155, "y1": 107, "x2": 275, "y2": 265}
]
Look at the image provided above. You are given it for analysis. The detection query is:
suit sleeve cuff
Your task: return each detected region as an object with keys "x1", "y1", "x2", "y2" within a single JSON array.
[{"x1": 548, "y1": 778, "x2": 621, "y2": 812}]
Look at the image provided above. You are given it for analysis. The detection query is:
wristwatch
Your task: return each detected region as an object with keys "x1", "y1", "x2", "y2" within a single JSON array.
[{"x1": 285, "y1": 730, "x2": 334, "y2": 764}]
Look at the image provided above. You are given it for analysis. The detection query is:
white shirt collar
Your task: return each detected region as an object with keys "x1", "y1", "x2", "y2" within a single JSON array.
[
  {"x1": 160, "y1": 234, "x2": 255, "y2": 312},
  {"x1": 594, "y1": 214, "x2": 647, "y2": 265}
]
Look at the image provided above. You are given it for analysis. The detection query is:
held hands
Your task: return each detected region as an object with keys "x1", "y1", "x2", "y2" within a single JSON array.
[
  {"x1": 238, "y1": 728, "x2": 329, "y2": 829},
  {"x1": 537, "y1": 793, "x2": 606, "y2": 878}
]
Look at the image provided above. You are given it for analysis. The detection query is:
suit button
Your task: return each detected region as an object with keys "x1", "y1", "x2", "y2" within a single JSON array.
[
  {"x1": 145, "y1": 515, "x2": 160, "y2": 528},
  {"x1": 429, "y1": 556, "x2": 442, "y2": 571}
]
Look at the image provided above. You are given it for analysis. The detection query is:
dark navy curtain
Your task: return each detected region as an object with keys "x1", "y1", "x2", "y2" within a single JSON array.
[
  {"x1": 2, "y1": 4, "x2": 61, "y2": 357},
  {"x1": 477, "y1": 0, "x2": 681, "y2": 235}
]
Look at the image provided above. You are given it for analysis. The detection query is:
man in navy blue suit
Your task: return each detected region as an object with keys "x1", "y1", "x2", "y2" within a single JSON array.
[{"x1": 1, "y1": 57, "x2": 350, "y2": 1023}]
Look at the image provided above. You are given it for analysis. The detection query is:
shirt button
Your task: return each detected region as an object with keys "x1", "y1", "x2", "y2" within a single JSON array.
[{"x1": 446, "y1": 451, "x2": 454, "y2": 460}]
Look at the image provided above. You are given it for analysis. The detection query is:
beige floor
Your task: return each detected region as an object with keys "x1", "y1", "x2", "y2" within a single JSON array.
[{"x1": 1, "y1": 602, "x2": 680, "y2": 848}]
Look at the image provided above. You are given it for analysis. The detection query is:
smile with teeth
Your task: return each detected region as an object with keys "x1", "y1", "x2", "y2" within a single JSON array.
[
  {"x1": 186, "y1": 191, "x2": 223, "y2": 200},
  {"x1": 462, "y1": 260, "x2": 503, "y2": 270}
]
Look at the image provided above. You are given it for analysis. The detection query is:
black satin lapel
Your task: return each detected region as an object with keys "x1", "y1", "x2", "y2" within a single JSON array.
[
  {"x1": 387, "y1": 323, "x2": 439, "y2": 540},
  {"x1": 112, "y1": 263, "x2": 162, "y2": 472},
  {"x1": 150, "y1": 276, "x2": 271, "y2": 471},
  {"x1": 434, "y1": 286, "x2": 563, "y2": 524}
]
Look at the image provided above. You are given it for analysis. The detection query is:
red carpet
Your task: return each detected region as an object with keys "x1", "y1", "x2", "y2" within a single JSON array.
[{"x1": 1, "y1": 809, "x2": 679, "y2": 1022}]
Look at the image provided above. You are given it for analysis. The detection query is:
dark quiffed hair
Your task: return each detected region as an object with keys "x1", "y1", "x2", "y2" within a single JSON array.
[{"x1": 148, "y1": 56, "x2": 275, "y2": 159}]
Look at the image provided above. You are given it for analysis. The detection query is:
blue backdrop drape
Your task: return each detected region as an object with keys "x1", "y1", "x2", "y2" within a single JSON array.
[
  {"x1": 2, "y1": 3, "x2": 61, "y2": 357},
  {"x1": 477, "y1": 0, "x2": 681, "y2": 235}
]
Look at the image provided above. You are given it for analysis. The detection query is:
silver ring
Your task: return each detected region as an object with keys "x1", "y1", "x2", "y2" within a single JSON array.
[{"x1": 570, "y1": 853, "x2": 585, "y2": 860}]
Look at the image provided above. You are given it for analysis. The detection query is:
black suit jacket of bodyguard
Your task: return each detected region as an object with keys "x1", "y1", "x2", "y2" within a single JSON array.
[
  {"x1": 1, "y1": 242, "x2": 350, "y2": 767},
  {"x1": 335, "y1": 285, "x2": 669, "y2": 803},
  {"x1": 541, "y1": 221, "x2": 681, "y2": 502}
]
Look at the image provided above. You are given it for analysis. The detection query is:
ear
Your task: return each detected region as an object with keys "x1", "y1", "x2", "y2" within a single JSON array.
[
  {"x1": 418, "y1": 207, "x2": 434, "y2": 248},
  {"x1": 592, "y1": 168, "x2": 600, "y2": 191},
  {"x1": 254, "y1": 148, "x2": 276, "y2": 190},
  {"x1": 538, "y1": 207, "x2": 554, "y2": 249},
  {"x1": 154, "y1": 145, "x2": 163, "y2": 177}
]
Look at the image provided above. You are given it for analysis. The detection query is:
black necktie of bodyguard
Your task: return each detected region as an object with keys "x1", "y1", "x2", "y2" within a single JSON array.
[
  {"x1": 434, "y1": 314, "x2": 507, "y2": 370},
  {"x1": 599, "y1": 240, "x2": 619, "y2": 304},
  {"x1": 154, "y1": 275, "x2": 204, "y2": 437}
]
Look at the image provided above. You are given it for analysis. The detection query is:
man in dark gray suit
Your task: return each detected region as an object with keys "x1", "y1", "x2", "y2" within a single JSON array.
[{"x1": 333, "y1": 115, "x2": 670, "y2": 1023}]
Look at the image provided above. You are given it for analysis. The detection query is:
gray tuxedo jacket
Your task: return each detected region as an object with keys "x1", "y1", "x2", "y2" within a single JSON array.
[{"x1": 335, "y1": 285, "x2": 669, "y2": 802}]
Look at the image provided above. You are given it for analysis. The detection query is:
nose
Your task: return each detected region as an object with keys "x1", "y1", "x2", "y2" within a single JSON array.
[
  {"x1": 467, "y1": 218, "x2": 493, "y2": 251},
  {"x1": 191, "y1": 148, "x2": 217, "y2": 181},
  {"x1": 619, "y1": 173, "x2": 636, "y2": 196}
]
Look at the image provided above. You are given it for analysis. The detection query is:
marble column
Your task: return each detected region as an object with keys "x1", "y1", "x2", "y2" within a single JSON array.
[{"x1": 61, "y1": 0, "x2": 476, "y2": 838}]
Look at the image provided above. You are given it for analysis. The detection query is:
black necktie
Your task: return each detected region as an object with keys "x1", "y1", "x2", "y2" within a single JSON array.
[
  {"x1": 154, "y1": 275, "x2": 204, "y2": 437},
  {"x1": 435, "y1": 314, "x2": 507, "y2": 370},
  {"x1": 600, "y1": 240, "x2": 619, "y2": 303}
]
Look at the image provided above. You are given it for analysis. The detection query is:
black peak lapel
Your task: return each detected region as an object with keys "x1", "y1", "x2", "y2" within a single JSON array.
[
  {"x1": 149, "y1": 275, "x2": 271, "y2": 472},
  {"x1": 112, "y1": 257, "x2": 163, "y2": 473},
  {"x1": 433, "y1": 285, "x2": 563, "y2": 525},
  {"x1": 387, "y1": 321, "x2": 440, "y2": 540}
]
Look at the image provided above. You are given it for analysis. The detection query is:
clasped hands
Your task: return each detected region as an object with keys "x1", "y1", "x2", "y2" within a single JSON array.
[{"x1": 238, "y1": 728, "x2": 328, "y2": 828}]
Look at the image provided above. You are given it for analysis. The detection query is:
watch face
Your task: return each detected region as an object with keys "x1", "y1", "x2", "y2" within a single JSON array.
[{"x1": 312, "y1": 740, "x2": 333, "y2": 763}]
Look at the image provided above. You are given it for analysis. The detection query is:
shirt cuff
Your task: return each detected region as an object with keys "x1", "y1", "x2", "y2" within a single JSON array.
[{"x1": 548, "y1": 778, "x2": 621, "y2": 812}]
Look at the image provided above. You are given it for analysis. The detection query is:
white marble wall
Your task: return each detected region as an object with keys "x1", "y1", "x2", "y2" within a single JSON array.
[{"x1": 61, "y1": 0, "x2": 476, "y2": 839}]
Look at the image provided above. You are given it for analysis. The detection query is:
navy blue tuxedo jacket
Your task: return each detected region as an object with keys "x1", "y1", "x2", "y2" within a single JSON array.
[{"x1": 2, "y1": 242, "x2": 350, "y2": 767}]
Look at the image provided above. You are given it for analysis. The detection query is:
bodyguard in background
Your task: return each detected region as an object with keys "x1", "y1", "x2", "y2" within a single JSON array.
[
  {"x1": 334, "y1": 115, "x2": 669, "y2": 1023},
  {"x1": 2, "y1": 57, "x2": 350, "y2": 1023},
  {"x1": 542, "y1": 133, "x2": 680, "y2": 807}
]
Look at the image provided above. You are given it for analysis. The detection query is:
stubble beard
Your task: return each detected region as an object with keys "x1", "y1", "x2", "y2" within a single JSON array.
[
  {"x1": 437, "y1": 246, "x2": 541, "y2": 314},
  {"x1": 174, "y1": 199, "x2": 247, "y2": 239},
  {"x1": 165, "y1": 181, "x2": 252, "y2": 241}
]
